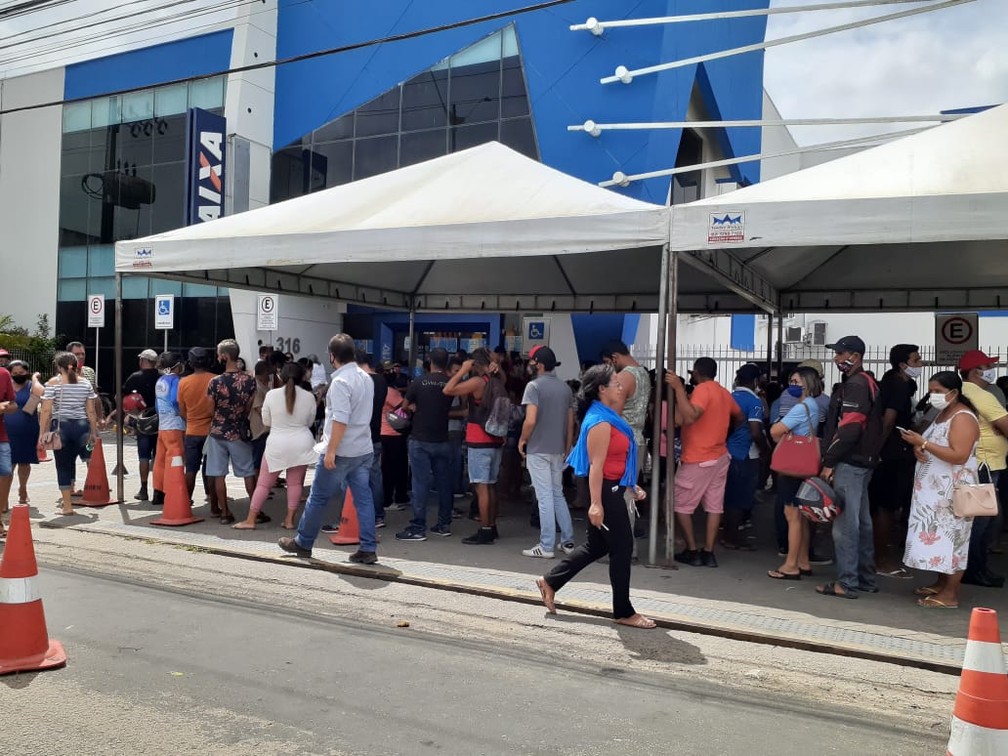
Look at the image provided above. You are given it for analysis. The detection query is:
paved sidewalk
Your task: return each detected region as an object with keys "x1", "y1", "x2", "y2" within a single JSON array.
[{"x1": 13, "y1": 434, "x2": 1008, "y2": 674}]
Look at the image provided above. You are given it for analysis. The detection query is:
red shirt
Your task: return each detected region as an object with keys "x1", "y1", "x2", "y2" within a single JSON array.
[
  {"x1": 0, "y1": 368, "x2": 13, "y2": 443},
  {"x1": 602, "y1": 426, "x2": 630, "y2": 480}
]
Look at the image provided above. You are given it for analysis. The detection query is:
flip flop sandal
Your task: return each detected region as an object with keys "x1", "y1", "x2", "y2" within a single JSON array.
[
  {"x1": 914, "y1": 586, "x2": 940, "y2": 597},
  {"x1": 800, "y1": 568, "x2": 813, "y2": 576},
  {"x1": 614, "y1": 615, "x2": 657, "y2": 629},
  {"x1": 816, "y1": 581, "x2": 857, "y2": 599},
  {"x1": 917, "y1": 596, "x2": 957, "y2": 609},
  {"x1": 879, "y1": 568, "x2": 913, "y2": 579},
  {"x1": 768, "y1": 569, "x2": 801, "y2": 581},
  {"x1": 535, "y1": 577, "x2": 556, "y2": 614}
]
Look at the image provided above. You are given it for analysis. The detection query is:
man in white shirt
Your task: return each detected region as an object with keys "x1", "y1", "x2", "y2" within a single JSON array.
[{"x1": 279, "y1": 334, "x2": 377, "y2": 564}]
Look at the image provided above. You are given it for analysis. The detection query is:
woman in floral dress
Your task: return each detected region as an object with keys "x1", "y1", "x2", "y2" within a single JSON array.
[{"x1": 898, "y1": 372, "x2": 980, "y2": 609}]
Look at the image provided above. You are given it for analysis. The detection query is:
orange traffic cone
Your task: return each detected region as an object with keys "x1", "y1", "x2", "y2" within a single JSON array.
[
  {"x1": 0, "y1": 505, "x2": 67, "y2": 675},
  {"x1": 329, "y1": 490, "x2": 360, "y2": 545},
  {"x1": 79, "y1": 438, "x2": 117, "y2": 507},
  {"x1": 946, "y1": 607, "x2": 1008, "y2": 755},
  {"x1": 37, "y1": 443, "x2": 49, "y2": 463},
  {"x1": 150, "y1": 452, "x2": 203, "y2": 527}
]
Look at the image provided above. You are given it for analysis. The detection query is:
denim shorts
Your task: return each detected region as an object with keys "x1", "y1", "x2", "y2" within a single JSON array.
[
  {"x1": 467, "y1": 446, "x2": 503, "y2": 485},
  {"x1": 136, "y1": 432, "x2": 156, "y2": 462},
  {"x1": 184, "y1": 435, "x2": 207, "y2": 474},
  {"x1": 0, "y1": 442, "x2": 12, "y2": 477},
  {"x1": 204, "y1": 436, "x2": 255, "y2": 478}
]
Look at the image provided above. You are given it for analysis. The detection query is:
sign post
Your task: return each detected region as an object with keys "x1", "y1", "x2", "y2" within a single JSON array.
[
  {"x1": 154, "y1": 294, "x2": 175, "y2": 352},
  {"x1": 257, "y1": 294, "x2": 278, "y2": 349},
  {"x1": 87, "y1": 294, "x2": 105, "y2": 380},
  {"x1": 935, "y1": 313, "x2": 979, "y2": 365}
]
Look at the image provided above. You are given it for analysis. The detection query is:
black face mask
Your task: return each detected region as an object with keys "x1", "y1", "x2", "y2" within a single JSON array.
[{"x1": 11, "y1": 375, "x2": 28, "y2": 384}]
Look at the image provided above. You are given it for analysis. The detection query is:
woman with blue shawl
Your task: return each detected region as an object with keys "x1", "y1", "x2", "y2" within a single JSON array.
[{"x1": 535, "y1": 365, "x2": 656, "y2": 629}]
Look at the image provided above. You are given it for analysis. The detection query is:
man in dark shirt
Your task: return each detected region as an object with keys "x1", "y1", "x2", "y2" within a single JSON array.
[
  {"x1": 121, "y1": 348, "x2": 161, "y2": 501},
  {"x1": 819, "y1": 335, "x2": 879, "y2": 600},
  {"x1": 869, "y1": 344, "x2": 921, "y2": 578},
  {"x1": 395, "y1": 348, "x2": 455, "y2": 541}
]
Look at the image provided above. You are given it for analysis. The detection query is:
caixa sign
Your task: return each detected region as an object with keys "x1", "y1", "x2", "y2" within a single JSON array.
[{"x1": 185, "y1": 108, "x2": 226, "y2": 225}]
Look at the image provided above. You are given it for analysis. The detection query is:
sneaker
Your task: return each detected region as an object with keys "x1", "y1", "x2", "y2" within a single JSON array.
[
  {"x1": 559, "y1": 542, "x2": 575, "y2": 555},
  {"x1": 452, "y1": 508, "x2": 465, "y2": 519},
  {"x1": 674, "y1": 549, "x2": 702, "y2": 567},
  {"x1": 320, "y1": 522, "x2": 340, "y2": 534},
  {"x1": 453, "y1": 492, "x2": 467, "y2": 499},
  {"x1": 522, "y1": 544, "x2": 555, "y2": 559},
  {"x1": 462, "y1": 526, "x2": 495, "y2": 545},
  {"x1": 490, "y1": 525, "x2": 499, "y2": 541},
  {"x1": 395, "y1": 527, "x2": 427, "y2": 542},
  {"x1": 278, "y1": 536, "x2": 312, "y2": 558},
  {"x1": 808, "y1": 553, "x2": 834, "y2": 566},
  {"x1": 348, "y1": 550, "x2": 378, "y2": 565},
  {"x1": 386, "y1": 502, "x2": 409, "y2": 512},
  {"x1": 134, "y1": 487, "x2": 148, "y2": 502},
  {"x1": 375, "y1": 518, "x2": 386, "y2": 529},
  {"x1": 700, "y1": 549, "x2": 719, "y2": 568},
  {"x1": 429, "y1": 524, "x2": 452, "y2": 537}
]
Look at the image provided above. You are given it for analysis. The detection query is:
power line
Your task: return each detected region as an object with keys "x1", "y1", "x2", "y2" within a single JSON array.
[{"x1": 0, "y1": 0, "x2": 576, "y2": 116}]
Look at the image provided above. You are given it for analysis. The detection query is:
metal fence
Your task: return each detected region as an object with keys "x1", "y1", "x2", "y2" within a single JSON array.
[
  {"x1": 3, "y1": 346, "x2": 55, "y2": 376},
  {"x1": 630, "y1": 343, "x2": 1007, "y2": 389}
]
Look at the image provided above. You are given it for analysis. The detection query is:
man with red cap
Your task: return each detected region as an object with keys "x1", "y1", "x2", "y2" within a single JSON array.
[
  {"x1": 0, "y1": 348, "x2": 10, "y2": 370},
  {"x1": 958, "y1": 349, "x2": 1008, "y2": 588}
]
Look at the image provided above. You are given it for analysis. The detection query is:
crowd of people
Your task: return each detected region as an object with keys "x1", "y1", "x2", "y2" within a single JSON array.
[{"x1": 0, "y1": 330, "x2": 1005, "y2": 620}]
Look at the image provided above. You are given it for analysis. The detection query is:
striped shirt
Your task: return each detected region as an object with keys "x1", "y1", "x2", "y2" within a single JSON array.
[{"x1": 43, "y1": 379, "x2": 97, "y2": 421}]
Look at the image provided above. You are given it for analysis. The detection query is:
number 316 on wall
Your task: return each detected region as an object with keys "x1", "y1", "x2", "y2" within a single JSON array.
[{"x1": 276, "y1": 337, "x2": 301, "y2": 355}]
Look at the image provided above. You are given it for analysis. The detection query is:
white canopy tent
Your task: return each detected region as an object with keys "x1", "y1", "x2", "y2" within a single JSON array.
[{"x1": 670, "y1": 103, "x2": 1008, "y2": 312}]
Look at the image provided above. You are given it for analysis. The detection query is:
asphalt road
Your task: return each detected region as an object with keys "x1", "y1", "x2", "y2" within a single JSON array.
[{"x1": 1, "y1": 566, "x2": 943, "y2": 756}]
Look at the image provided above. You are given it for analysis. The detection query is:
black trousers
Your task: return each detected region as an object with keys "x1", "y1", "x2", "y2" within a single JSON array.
[
  {"x1": 545, "y1": 477, "x2": 635, "y2": 619},
  {"x1": 381, "y1": 434, "x2": 410, "y2": 506}
]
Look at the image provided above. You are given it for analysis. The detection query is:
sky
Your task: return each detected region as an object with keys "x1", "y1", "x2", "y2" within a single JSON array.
[{"x1": 0, "y1": 0, "x2": 1004, "y2": 149}]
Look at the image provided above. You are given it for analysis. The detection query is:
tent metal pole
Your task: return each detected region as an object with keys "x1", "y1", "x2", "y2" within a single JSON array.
[
  {"x1": 407, "y1": 298, "x2": 417, "y2": 379},
  {"x1": 647, "y1": 243, "x2": 670, "y2": 566},
  {"x1": 114, "y1": 272, "x2": 124, "y2": 504},
  {"x1": 664, "y1": 249, "x2": 679, "y2": 567},
  {"x1": 766, "y1": 312, "x2": 774, "y2": 378},
  {"x1": 776, "y1": 314, "x2": 784, "y2": 378}
]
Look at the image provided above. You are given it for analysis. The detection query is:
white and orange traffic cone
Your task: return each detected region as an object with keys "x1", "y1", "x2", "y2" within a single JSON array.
[
  {"x1": 150, "y1": 452, "x2": 203, "y2": 527},
  {"x1": 0, "y1": 505, "x2": 67, "y2": 675},
  {"x1": 946, "y1": 607, "x2": 1008, "y2": 754},
  {"x1": 79, "y1": 438, "x2": 118, "y2": 507}
]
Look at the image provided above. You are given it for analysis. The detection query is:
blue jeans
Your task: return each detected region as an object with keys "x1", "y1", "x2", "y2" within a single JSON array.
[
  {"x1": 448, "y1": 430, "x2": 465, "y2": 494},
  {"x1": 296, "y1": 453, "x2": 376, "y2": 553},
  {"x1": 408, "y1": 439, "x2": 453, "y2": 532},
  {"x1": 53, "y1": 418, "x2": 91, "y2": 490},
  {"x1": 831, "y1": 463, "x2": 875, "y2": 591},
  {"x1": 526, "y1": 452, "x2": 574, "y2": 551},
  {"x1": 966, "y1": 469, "x2": 1001, "y2": 577}
]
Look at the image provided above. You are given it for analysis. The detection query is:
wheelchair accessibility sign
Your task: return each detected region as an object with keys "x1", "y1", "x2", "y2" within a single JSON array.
[{"x1": 523, "y1": 317, "x2": 550, "y2": 355}]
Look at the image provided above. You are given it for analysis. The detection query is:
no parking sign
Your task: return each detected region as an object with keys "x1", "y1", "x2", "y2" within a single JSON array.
[{"x1": 935, "y1": 313, "x2": 978, "y2": 363}]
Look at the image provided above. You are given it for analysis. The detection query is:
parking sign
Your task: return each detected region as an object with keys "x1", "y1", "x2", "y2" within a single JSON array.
[
  {"x1": 257, "y1": 294, "x2": 278, "y2": 331},
  {"x1": 87, "y1": 295, "x2": 105, "y2": 328}
]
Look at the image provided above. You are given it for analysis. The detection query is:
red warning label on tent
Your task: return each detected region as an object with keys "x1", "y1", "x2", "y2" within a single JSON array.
[{"x1": 708, "y1": 212, "x2": 745, "y2": 244}]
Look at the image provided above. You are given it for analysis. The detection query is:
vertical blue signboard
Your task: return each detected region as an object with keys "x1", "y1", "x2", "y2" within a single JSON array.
[{"x1": 185, "y1": 108, "x2": 227, "y2": 225}]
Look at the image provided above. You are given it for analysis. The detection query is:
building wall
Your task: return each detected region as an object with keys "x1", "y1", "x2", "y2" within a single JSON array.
[{"x1": 0, "y1": 69, "x2": 64, "y2": 331}]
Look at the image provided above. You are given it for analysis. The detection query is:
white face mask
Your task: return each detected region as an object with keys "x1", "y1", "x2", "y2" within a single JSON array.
[
  {"x1": 981, "y1": 368, "x2": 998, "y2": 384},
  {"x1": 929, "y1": 392, "x2": 952, "y2": 411},
  {"x1": 904, "y1": 365, "x2": 922, "y2": 379}
]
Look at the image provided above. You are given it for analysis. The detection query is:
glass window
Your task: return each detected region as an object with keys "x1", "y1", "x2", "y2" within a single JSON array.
[
  {"x1": 122, "y1": 90, "x2": 154, "y2": 122},
  {"x1": 501, "y1": 56, "x2": 529, "y2": 118},
  {"x1": 313, "y1": 113, "x2": 353, "y2": 142},
  {"x1": 154, "y1": 84, "x2": 189, "y2": 118},
  {"x1": 87, "y1": 245, "x2": 114, "y2": 277},
  {"x1": 500, "y1": 118, "x2": 537, "y2": 159},
  {"x1": 61, "y1": 129, "x2": 93, "y2": 175},
  {"x1": 63, "y1": 101, "x2": 91, "y2": 133},
  {"x1": 182, "y1": 283, "x2": 219, "y2": 298},
  {"x1": 59, "y1": 175, "x2": 96, "y2": 247},
  {"x1": 450, "y1": 122, "x2": 498, "y2": 152},
  {"x1": 449, "y1": 30, "x2": 502, "y2": 68},
  {"x1": 355, "y1": 88, "x2": 401, "y2": 138},
  {"x1": 153, "y1": 280, "x2": 183, "y2": 297},
  {"x1": 400, "y1": 129, "x2": 447, "y2": 168},
  {"x1": 150, "y1": 162, "x2": 186, "y2": 234},
  {"x1": 57, "y1": 278, "x2": 87, "y2": 302},
  {"x1": 58, "y1": 247, "x2": 89, "y2": 278},
  {"x1": 502, "y1": 25, "x2": 519, "y2": 58},
  {"x1": 353, "y1": 135, "x2": 398, "y2": 180},
  {"x1": 189, "y1": 76, "x2": 225, "y2": 110},
  {"x1": 307, "y1": 140, "x2": 353, "y2": 190},
  {"x1": 152, "y1": 114, "x2": 188, "y2": 165},
  {"x1": 112, "y1": 165, "x2": 155, "y2": 241},
  {"x1": 270, "y1": 144, "x2": 307, "y2": 204},
  {"x1": 116, "y1": 122, "x2": 154, "y2": 169},
  {"x1": 122, "y1": 275, "x2": 150, "y2": 299},
  {"x1": 449, "y1": 59, "x2": 501, "y2": 125},
  {"x1": 92, "y1": 96, "x2": 121, "y2": 129},
  {"x1": 401, "y1": 69, "x2": 448, "y2": 131},
  {"x1": 86, "y1": 276, "x2": 116, "y2": 299}
]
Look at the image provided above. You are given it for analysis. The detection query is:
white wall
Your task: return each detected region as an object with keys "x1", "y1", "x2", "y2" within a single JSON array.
[
  {"x1": 230, "y1": 289, "x2": 345, "y2": 365},
  {"x1": 0, "y1": 68, "x2": 64, "y2": 331}
]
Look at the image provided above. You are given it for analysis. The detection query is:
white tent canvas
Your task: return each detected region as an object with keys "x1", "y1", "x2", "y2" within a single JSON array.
[{"x1": 670, "y1": 104, "x2": 1008, "y2": 311}]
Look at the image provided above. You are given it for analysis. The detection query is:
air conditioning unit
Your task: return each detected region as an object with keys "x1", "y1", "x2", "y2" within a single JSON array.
[
  {"x1": 809, "y1": 321, "x2": 827, "y2": 347},
  {"x1": 784, "y1": 326, "x2": 804, "y2": 344}
]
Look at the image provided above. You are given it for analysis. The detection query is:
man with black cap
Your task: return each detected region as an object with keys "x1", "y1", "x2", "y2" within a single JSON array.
[
  {"x1": 518, "y1": 345, "x2": 575, "y2": 558},
  {"x1": 958, "y1": 349, "x2": 1008, "y2": 587},
  {"x1": 818, "y1": 335, "x2": 880, "y2": 600},
  {"x1": 722, "y1": 363, "x2": 770, "y2": 550},
  {"x1": 120, "y1": 348, "x2": 161, "y2": 501}
]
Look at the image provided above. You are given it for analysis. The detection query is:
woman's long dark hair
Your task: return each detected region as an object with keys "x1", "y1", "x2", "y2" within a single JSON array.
[
  {"x1": 930, "y1": 371, "x2": 978, "y2": 414},
  {"x1": 281, "y1": 362, "x2": 305, "y2": 414},
  {"x1": 575, "y1": 364, "x2": 614, "y2": 422},
  {"x1": 54, "y1": 352, "x2": 78, "y2": 383}
]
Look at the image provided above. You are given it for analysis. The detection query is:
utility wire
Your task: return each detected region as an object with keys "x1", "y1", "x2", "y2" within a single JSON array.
[{"x1": 0, "y1": 0, "x2": 576, "y2": 116}]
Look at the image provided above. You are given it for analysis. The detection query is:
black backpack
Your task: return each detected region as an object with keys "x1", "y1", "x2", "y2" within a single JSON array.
[{"x1": 846, "y1": 372, "x2": 884, "y2": 468}]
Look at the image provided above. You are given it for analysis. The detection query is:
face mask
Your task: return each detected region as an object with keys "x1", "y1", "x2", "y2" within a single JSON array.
[
  {"x1": 904, "y1": 365, "x2": 922, "y2": 379},
  {"x1": 836, "y1": 359, "x2": 856, "y2": 375},
  {"x1": 929, "y1": 392, "x2": 951, "y2": 411},
  {"x1": 786, "y1": 385, "x2": 803, "y2": 398},
  {"x1": 981, "y1": 368, "x2": 998, "y2": 384},
  {"x1": 10, "y1": 374, "x2": 27, "y2": 384}
]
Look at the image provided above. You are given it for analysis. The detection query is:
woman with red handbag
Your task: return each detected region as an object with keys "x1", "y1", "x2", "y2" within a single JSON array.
[{"x1": 768, "y1": 367, "x2": 825, "y2": 580}]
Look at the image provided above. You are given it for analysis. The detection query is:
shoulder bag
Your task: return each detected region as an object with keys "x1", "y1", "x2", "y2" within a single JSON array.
[
  {"x1": 953, "y1": 462, "x2": 999, "y2": 518},
  {"x1": 40, "y1": 382, "x2": 64, "y2": 451},
  {"x1": 770, "y1": 401, "x2": 820, "y2": 479}
]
